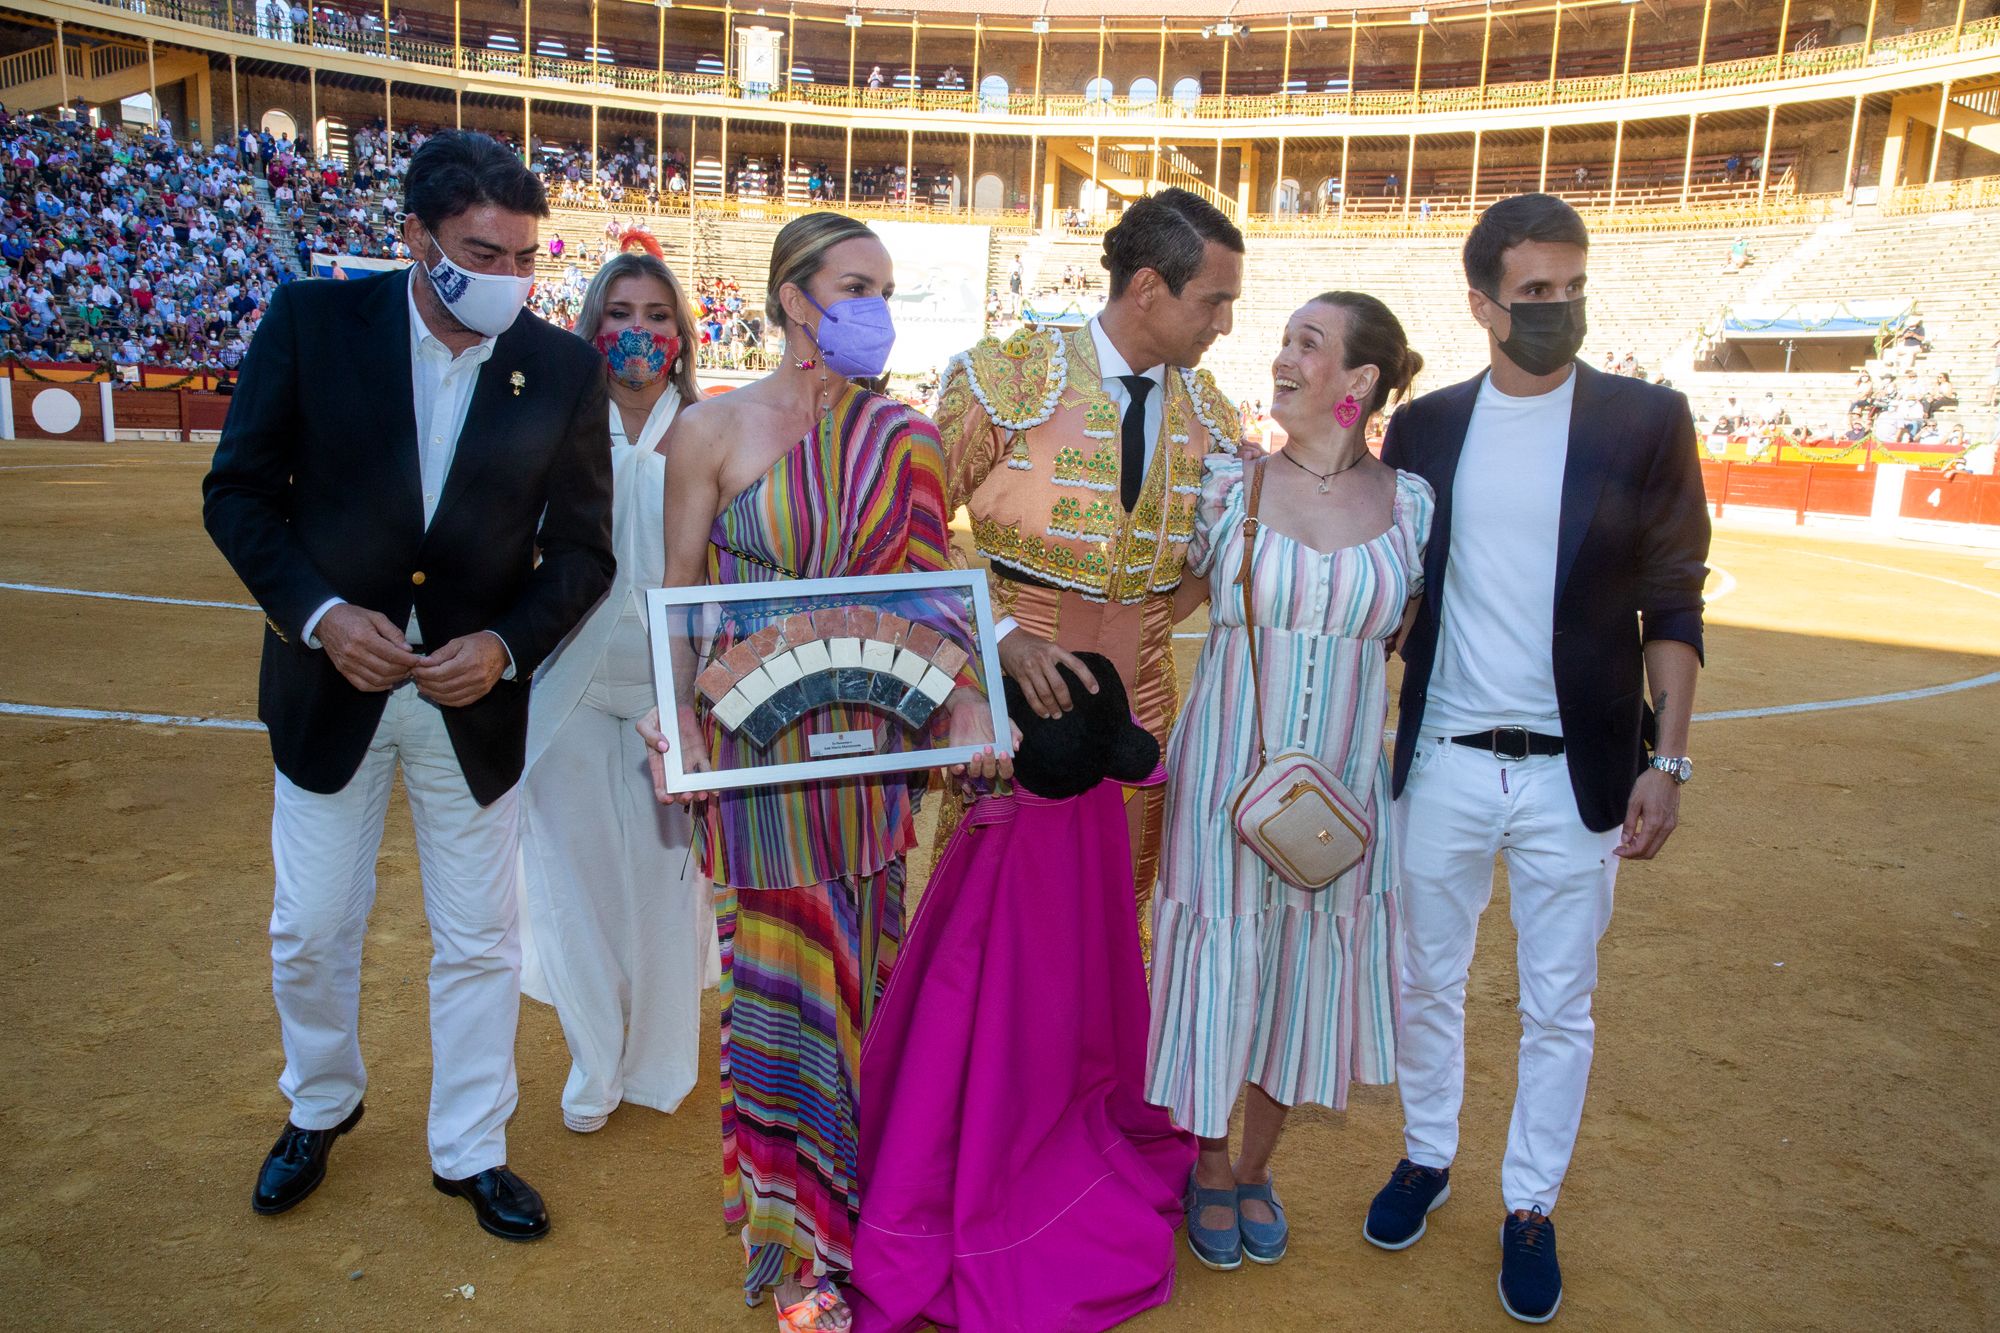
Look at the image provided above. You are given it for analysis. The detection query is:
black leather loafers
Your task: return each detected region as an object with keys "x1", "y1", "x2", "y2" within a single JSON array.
[{"x1": 252, "y1": 1101, "x2": 364, "y2": 1215}]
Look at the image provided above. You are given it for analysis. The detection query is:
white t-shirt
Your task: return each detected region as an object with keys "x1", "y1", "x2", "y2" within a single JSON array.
[{"x1": 1423, "y1": 371, "x2": 1576, "y2": 737}]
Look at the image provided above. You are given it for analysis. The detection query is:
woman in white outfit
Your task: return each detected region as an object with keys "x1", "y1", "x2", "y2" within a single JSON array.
[{"x1": 519, "y1": 243, "x2": 719, "y2": 1133}]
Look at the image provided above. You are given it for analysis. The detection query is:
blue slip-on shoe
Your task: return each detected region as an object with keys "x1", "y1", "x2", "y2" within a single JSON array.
[
  {"x1": 1363, "y1": 1158, "x2": 1452, "y2": 1250},
  {"x1": 1183, "y1": 1171, "x2": 1244, "y2": 1272},
  {"x1": 1235, "y1": 1176, "x2": 1289, "y2": 1265},
  {"x1": 1499, "y1": 1206, "x2": 1563, "y2": 1323}
]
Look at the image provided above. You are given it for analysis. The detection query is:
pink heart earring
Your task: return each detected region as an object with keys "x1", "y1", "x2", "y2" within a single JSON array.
[{"x1": 1335, "y1": 394, "x2": 1362, "y2": 429}]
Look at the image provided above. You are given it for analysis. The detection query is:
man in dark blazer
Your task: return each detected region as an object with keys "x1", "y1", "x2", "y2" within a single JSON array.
[
  {"x1": 1360, "y1": 195, "x2": 1709, "y2": 1324},
  {"x1": 203, "y1": 131, "x2": 613, "y2": 1242}
]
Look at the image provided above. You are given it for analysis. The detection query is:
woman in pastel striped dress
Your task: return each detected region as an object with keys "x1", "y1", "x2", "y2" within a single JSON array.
[
  {"x1": 639, "y1": 214, "x2": 1006, "y2": 1332},
  {"x1": 1145, "y1": 292, "x2": 1434, "y2": 1271}
]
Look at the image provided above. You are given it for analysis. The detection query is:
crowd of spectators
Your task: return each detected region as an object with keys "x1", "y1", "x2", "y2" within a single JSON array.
[
  {"x1": 541, "y1": 134, "x2": 689, "y2": 208},
  {"x1": 531, "y1": 142, "x2": 963, "y2": 212},
  {"x1": 690, "y1": 275, "x2": 769, "y2": 370},
  {"x1": 246, "y1": 2, "x2": 415, "y2": 49},
  {"x1": 1844, "y1": 369, "x2": 1960, "y2": 444},
  {"x1": 259, "y1": 121, "x2": 410, "y2": 265},
  {"x1": 0, "y1": 107, "x2": 290, "y2": 372}
]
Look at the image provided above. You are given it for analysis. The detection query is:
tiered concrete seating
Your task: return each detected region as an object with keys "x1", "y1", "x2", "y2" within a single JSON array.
[
  {"x1": 1681, "y1": 208, "x2": 2000, "y2": 432},
  {"x1": 528, "y1": 203, "x2": 1999, "y2": 442}
]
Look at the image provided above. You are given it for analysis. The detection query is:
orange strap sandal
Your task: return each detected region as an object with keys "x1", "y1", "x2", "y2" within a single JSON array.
[{"x1": 776, "y1": 1284, "x2": 853, "y2": 1333}]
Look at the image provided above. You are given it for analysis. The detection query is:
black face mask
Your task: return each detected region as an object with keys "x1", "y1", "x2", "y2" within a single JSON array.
[{"x1": 1488, "y1": 294, "x2": 1587, "y2": 377}]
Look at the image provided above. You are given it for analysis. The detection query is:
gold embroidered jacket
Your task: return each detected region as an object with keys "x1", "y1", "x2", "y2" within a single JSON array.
[{"x1": 935, "y1": 323, "x2": 1240, "y2": 604}]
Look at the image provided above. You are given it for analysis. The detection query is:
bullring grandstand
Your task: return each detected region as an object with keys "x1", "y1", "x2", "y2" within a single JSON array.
[{"x1": 0, "y1": 0, "x2": 1996, "y2": 495}]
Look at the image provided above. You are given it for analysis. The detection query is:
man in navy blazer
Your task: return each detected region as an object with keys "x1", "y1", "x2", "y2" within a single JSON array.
[
  {"x1": 204, "y1": 131, "x2": 613, "y2": 1242},
  {"x1": 1360, "y1": 195, "x2": 1709, "y2": 1324}
]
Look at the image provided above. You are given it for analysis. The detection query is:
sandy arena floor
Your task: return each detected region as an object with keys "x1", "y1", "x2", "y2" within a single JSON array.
[{"x1": 0, "y1": 441, "x2": 1995, "y2": 1331}]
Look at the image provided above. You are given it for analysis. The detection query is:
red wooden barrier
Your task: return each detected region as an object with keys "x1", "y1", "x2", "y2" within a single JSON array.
[
  {"x1": 1899, "y1": 473, "x2": 2000, "y2": 527},
  {"x1": 1699, "y1": 460, "x2": 1881, "y2": 525}
]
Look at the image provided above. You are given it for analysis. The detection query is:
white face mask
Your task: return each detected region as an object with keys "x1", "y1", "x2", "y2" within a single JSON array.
[{"x1": 422, "y1": 233, "x2": 531, "y2": 337}]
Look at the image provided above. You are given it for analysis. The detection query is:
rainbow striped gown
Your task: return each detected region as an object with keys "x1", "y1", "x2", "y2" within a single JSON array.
[
  {"x1": 1145, "y1": 457, "x2": 1435, "y2": 1139},
  {"x1": 700, "y1": 385, "x2": 954, "y2": 1301}
]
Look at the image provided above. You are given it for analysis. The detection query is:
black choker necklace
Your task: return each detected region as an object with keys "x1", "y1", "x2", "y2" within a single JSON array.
[{"x1": 1281, "y1": 447, "x2": 1364, "y2": 494}]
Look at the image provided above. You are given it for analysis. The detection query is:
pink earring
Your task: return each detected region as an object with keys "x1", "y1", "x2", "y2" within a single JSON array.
[{"x1": 1335, "y1": 394, "x2": 1362, "y2": 429}]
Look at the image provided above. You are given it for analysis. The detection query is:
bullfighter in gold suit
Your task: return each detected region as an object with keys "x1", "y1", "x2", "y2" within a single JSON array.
[{"x1": 932, "y1": 189, "x2": 1247, "y2": 934}]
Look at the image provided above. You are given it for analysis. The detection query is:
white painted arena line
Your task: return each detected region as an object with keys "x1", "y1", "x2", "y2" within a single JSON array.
[
  {"x1": 3, "y1": 667, "x2": 1994, "y2": 735},
  {"x1": 1769, "y1": 548, "x2": 2000, "y2": 606},
  {"x1": 0, "y1": 581, "x2": 258, "y2": 611},
  {"x1": 0, "y1": 701, "x2": 264, "y2": 731},
  {"x1": 1695, "y1": 672, "x2": 2000, "y2": 723},
  {"x1": 0, "y1": 460, "x2": 207, "y2": 472},
  {"x1": 2, "y1": 548, "x2": 1991, "y2": 733},
  {"x1": 1170, "y1": 563, "x2": 1735, "y2": 638}
]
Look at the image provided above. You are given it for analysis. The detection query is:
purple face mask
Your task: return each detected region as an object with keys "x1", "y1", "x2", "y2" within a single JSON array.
[{"x1": 801, "y1": 291, "x2": 896, "y2": 380}]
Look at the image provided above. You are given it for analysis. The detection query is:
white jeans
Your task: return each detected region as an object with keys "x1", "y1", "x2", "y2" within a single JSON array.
[
  {"x1": 270, "y1": 683, "x2": 522, "y2": 1181},
  {"x1": 1392, "y1": 734, "x2": 1619, "y2": 1214}
]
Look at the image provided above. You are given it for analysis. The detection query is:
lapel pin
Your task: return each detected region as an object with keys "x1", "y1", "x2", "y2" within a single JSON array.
[{"x1": 510, "y1": 370, "x2": 525, "y2": 396}]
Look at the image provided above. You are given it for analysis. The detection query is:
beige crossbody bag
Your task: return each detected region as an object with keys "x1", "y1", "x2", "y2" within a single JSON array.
[{"x1": 1227, "y1": 460, "x2": 1373, "y2": 891}]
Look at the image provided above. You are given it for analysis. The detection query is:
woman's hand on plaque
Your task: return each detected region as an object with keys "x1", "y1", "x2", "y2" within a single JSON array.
[
  {"x1": 946, "y1": 698, "x2": 1017, "y2": 797},
  {"x1": 636, "y1": 706, "x2": 711, "y2": 807}
]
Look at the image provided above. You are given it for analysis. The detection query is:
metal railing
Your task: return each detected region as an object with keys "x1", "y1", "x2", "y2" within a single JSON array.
[
  {"x1": 59, "y1": 1, "x2": 2000, "y2": 126},
  {"x1": 1076, "y1": 142, "x2": 1240, "y2": 222},
  {"x1": 1883, "y1": 174, "x2": 2000, "y2": 215},
  {"x1": 546, "y1": 191, "x2": 1034, "y2": 231},
  {"x1": 1241, "y1": 191, "x2": 1836, "y2": 238}
]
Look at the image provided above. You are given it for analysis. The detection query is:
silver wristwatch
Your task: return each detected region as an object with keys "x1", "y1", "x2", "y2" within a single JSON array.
[{"x1": 1649, "y1": 755, "x2": 1694, "y2": 785}]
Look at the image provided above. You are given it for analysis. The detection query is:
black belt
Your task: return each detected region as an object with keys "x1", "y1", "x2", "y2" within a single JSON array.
[
  {"x1": 1450, "y1": 728, "x2": 1565, "y2": 761},
  {"x1": 990, "y1": 562, "x2": 1063, "y2": 592}
]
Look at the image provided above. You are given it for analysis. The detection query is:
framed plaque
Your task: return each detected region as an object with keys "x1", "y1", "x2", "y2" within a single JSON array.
[{"x1": 646, "y1": 570, "x2": 1008, "y2": 795}]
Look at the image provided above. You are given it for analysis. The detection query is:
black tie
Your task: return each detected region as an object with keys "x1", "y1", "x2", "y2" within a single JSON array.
[{"x1": 1116, "y1": 374, "x2": 1154, "y2": 513}]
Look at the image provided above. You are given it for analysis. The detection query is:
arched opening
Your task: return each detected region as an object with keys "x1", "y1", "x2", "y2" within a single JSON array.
[
  {"x1": 260, "y1": 109, "x2": 298, "y2": 144},
  {"x1": 973, "y1": 172, "x2": 1004, "y2": 212},
  {"x1": 1171, "y1": 77, "x2": 1201, "y2": 113},
  {"x1": 1129, "y1": 77, "x2": 1158, "y2": 106},
  {"x1": 1084, "y1": 77, "x2": 1113, "y2": 105},
  {"x1": 1272, "y1": 177, "x2": 1301, "y2": 215},
  {"x1": 979, "y1": 73, "x2": 1009, "y2": 113},
  {"x1": 1314, "y1": 175, "x2": 1344, "y2": 212},
  {"x1": 118, "y1": 92, "x2": 156, "y2": 128}
]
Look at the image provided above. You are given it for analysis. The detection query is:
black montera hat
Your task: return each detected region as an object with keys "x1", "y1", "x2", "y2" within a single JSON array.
[{"x1": 1002, "y1": 652, "x2": 1159, "y2": 801}]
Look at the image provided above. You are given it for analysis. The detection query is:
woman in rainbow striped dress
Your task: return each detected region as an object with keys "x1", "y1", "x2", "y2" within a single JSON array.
[
  {"x1": 1145, "y1": 292, "x2": 1434, "y2": 1272},
  {"x1": 640, "y1": 214, "x2": 1006, "y2": 1332}
]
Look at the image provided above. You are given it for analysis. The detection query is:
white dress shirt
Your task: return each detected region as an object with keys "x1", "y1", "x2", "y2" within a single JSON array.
[
  {"x1": 303, "y1": 270, "x2": 510, "y2": 672},
  {"x1": 1087, "y1": 315, "x2": 1168, "y2": 455}
]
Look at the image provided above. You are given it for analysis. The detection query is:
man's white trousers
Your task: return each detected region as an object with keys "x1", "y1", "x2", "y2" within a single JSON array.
[
  {"x1": 269, "y1": 683, "x2": 521, "y2": 1181},
  {"x1": 1392, "y1": 735, "x2": 1620, "y2": 1214}
]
